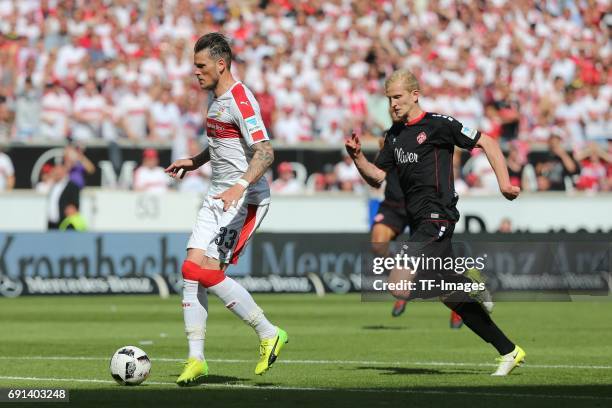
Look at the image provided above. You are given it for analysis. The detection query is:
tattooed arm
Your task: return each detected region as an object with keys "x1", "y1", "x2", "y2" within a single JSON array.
[
  {"x1": 213, "y1": 141, "x2": 275, "y2": 211},
  {"x1": 242, "y1": 141, "x2": 275, "y2": 184}
]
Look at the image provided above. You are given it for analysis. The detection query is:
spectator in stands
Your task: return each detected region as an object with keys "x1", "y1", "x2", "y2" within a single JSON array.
[
  {"x1": 63, "y1": 143, "x2": 95, "y2": 190},
  {"x1": 40, "y1": 80, "x2": 71, "y2": 140},
  {"x1": 117, "y1": 75, "x2": 151, "y2": 140},
  {"x1": 133, "y1": 148, "x2": 168, "y2": 193},
  {"x1": 0, "y1": 95, "x2": 12, "y2": 141},
  {"x1": 583, "y1": 84, "x2": 611, "y2": 143},
  {"x1": 14, "y1": 77, "x2": 41, "y2": 140},
  {"x1": 322, "y1": 164, "x2": 339, "y2": 192},
  {"x1": 0, "y1": 147, "x2": 15, "y2": 191},
  {"x1": 54, "y1": 35, "x2": 87, "y2": 81},
  {"x1": 335, "y1": 151, "x2": 363, "y2": 192},
  {"x1": 0, "y1": 0, "x2": 608, "y2": 197},
  {"x1": 574, "y1": 142, "x2": 611, "y2": 192},
  {"x1": 497, "y1": 218, "x2": 513, "y2": 233},
  {"x1": 149, "y1": 85, "x2": 181, "y2": 142},
  {"x1": 534, "y1": 135, "x2": 579, "y2": 191},
  {"x1": 493, "y1": 83, "x2": 520, "y2": 141},
  {"x1": 254, "y1": 79, "x2": 276, "y2": 137},
  {"x1": 271, "y1": 161, "x2": 303, "y2": 195},
  {"x1": 319, "y1": 120, "x2": 344, "y2": 145},
  {"x1": 507, "y1": 143, "x2": 527, "y2": 190},
  {"x1": 35, "y1": 163, "x2": 54, "y2": 194},
  {"x1": 72, "y1": 78, "x2": 106, "y2": 140},
  {"x1": 311, "y1": 173, "x2": 327, "y2": 192},
  {"x1": 480, "y1": 104, "x2": 502, "y2": 140},
  {"x1": 178, "y1": 138, "x2": 211, "y2": 194},
  {"x1": 467, "y1": 150, "x2": 499, "y2": 195},
  {"x1": 554, "y1": 87, "x2": 585, "y2": 147},
  {"x1": 273, "y1": 105, "x2": 303, "y2": 144},
  {"x1": 47, "y1": 161, "x2": 81, "y2": 230}
]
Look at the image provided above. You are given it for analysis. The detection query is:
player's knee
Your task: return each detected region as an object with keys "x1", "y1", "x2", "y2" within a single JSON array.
[
  {"x1": 182, "y1": 260, "x2": 225, "y2": 287},
  {"x1": 182, "y1": 260, "x2": 201, "y2": 281},
  {"x1": 371, "y1": 242, "x2": 390, "y2": 257}
]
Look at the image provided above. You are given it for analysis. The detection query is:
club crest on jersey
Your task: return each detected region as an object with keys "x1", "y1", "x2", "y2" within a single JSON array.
[
  {"x1": 213, "y1": 104, "x2": 226, "y2": 118},
  {"x1": 416, "y1": 132, "x2": 427, "y2": 144}
]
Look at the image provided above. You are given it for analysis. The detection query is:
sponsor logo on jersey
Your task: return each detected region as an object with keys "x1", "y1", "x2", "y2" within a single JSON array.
[
  {"x1": 416, "y1": 132, "x2": 427, "y2": 144},
  {"x1": 245, "y1": 115, "x2": 263, "y2": 135},
  {"x1": 394, "y1": 148, "x2": 419, "y2": 164},
  {"x1": 461, "y1": 126, "x2": 477, "y2": 140}
]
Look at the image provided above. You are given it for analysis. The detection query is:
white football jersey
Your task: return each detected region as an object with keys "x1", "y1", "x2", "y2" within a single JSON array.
[{"x1": 206, "y1": 81, "x2": 270, "y2": 205}]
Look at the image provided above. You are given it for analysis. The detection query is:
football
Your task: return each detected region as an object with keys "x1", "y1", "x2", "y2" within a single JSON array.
[{"x1": 109, "y1": 346, "x2": 151, "y2": 386}]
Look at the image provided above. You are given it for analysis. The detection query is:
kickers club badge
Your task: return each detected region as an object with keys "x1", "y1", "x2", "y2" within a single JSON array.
[{"x1": 416, "y1": 132, "x2": 427, "y2": 144}]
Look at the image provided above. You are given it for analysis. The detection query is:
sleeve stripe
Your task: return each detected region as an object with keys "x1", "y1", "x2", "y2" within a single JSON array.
[
  {"x1": 252, "y1": 130, "x2": 265, "y2": 142},
  {"x1": 230, "y1": 83, "x2": 256, "y2": 119}
]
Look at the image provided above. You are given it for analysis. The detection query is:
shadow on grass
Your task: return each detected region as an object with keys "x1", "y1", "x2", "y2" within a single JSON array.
[
  {"x1": 361, "y1": 325, "x2": 409, "y2": 331},
  {"x1": 355, "y1": 366, "x2": 482, "y2": 376},
  {"x1": 168, "y1": 374, "x2": 247, "y2": 387}
]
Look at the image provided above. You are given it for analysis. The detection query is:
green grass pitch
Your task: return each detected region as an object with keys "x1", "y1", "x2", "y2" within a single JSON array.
[{"x1": 0, "y1": 294, "x2": 611, "y2": 408}]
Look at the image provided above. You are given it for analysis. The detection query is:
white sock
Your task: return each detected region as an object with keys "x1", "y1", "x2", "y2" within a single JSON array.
[
  {"x1": 182, "y1": 279, "x2": 208, "y2": 360},
  {"x1": 208, "y1": 277, "x2": 277, "y2": 340}
]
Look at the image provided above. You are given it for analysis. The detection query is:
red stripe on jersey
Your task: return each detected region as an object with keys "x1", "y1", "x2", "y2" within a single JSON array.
[
  {"x1": 252, "y1": 130, "x2": 265, "y2": 142},
  {"x1": 230, "y1": 83, "x2": 256, "y2": 119},
  {"x1": 230, "y1": 204, "x2": 258, "y2": 264},
  {"x1": 406, "y1": 111, "x2": 427, "y2": 126},
  {"x1": 434, "y1": 147, "x2": 439, "y2": 192},
  {"x1": 206, "y1": 117, "x2": 241, "y2": 138}
]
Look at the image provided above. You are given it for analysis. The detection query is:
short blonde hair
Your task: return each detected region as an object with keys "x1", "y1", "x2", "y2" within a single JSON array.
[{"x1": 385, "y1": 69, "x2": 420, "y2": 92}]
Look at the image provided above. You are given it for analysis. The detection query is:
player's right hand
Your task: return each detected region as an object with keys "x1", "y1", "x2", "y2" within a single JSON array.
[
  {"x1": 345, "y1": 132, "x2": 362, "y2": 160},
  {"x1": 501, "y1": 184, "x2": 520, "y2": 201},
  {"x1": 165, "y1": 158, "x2": 197, "y2": 179}
]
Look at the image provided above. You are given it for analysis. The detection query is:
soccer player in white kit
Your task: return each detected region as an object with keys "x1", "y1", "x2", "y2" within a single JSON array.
[{"x1": 166, "y1": 33, "x2": 288, "y2": 386}]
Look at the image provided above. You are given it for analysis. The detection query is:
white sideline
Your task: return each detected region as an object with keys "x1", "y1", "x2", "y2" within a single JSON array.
[
  {"x1": 0, "y1": 355, "x2": 611, "y2": 370},
  {"x1": 0, "y1": 375, "x2": 611, "y2": 401}
]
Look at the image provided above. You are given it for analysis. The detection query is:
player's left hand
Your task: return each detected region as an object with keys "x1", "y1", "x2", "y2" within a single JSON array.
[
  {"x1": 213, "y1": 184, "x2": 246, "y2": 211},
  {"x1": 344, "y1": 132, "x2": 362, "y2": 160},
  {"x1": 500, "y1": 184, "x2": 520, "y2": 201}
]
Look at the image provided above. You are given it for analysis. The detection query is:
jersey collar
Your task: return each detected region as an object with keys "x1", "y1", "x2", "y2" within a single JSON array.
[{"x1": 405, "y1": 111, "x2": 427, "y2": 126}]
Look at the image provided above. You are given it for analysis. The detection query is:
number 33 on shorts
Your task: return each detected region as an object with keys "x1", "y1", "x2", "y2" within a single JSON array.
[{"x1": 187, "y1": 196, "x2": 269, "y2": 265}]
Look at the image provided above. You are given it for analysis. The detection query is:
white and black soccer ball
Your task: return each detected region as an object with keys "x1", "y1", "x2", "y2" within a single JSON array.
[{"x1": 109, "y1": 346, "x2": 151, "y2": 386}]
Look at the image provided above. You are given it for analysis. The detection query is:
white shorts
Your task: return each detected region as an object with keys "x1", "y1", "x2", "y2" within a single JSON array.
[{"x1": 187, "y1": 195, "x2": 268, "y2": 264}]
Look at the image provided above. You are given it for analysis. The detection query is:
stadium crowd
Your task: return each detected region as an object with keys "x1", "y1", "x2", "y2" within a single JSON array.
[{"x1": 0, "y1": 0, "x2": 610, "y2": 194}]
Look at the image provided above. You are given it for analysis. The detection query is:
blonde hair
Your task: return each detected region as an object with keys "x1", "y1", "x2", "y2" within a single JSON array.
[{"x1": 385, "y1": 69, "x2": 420, "y2": 92}]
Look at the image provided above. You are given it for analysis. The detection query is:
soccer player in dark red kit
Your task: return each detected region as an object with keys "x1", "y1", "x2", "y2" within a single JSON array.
[
  {"x1": 374, "y1": 108, "x2": 465, "y2": 329},
  {"x1": 346, "y1": 70, "x2": 525, "y2": 376}
]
